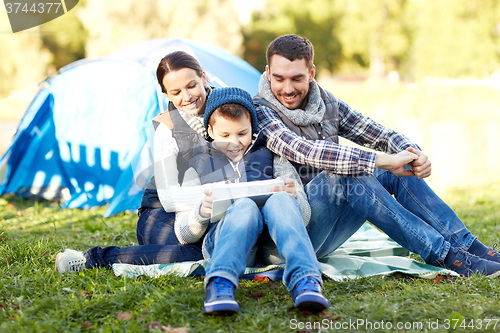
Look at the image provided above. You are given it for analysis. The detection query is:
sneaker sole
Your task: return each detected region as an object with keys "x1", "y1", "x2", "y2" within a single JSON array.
[
  {"x1": 487, "y1": 270, "x2": 500, "y2": 278},
  {"x1": 204, "y1": 301, "x2": 239, "y2": 315},
  {"x1": 54, "y1": 252, "x2": 64, "y2": 273},
  {"x1": 295, "y1": 294, "x2": 329, "y2": 312}
]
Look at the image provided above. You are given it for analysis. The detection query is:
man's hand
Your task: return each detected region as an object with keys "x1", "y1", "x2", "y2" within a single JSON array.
[
  {"x1": 407, "y1": 147, "x2": 432, "y2": 179},
  {"x1": 375, "y1": 151, "x2": 417, "y2": 176},
  {"x1": 271, "y1": 178, "x2": 297, "y2": 198},
  {"x1": 199, "y1": 189, "x2": 214, "y2": 218}
]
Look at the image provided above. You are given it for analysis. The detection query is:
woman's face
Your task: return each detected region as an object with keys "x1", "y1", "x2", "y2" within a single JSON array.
[{"x1": 162, "y1": 68, "x2": 207, "y2": 115}]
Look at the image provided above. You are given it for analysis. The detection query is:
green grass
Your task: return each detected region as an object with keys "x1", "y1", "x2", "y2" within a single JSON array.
[{"x1": 1, "y1": 184, "x2": 500, "y2": 332}]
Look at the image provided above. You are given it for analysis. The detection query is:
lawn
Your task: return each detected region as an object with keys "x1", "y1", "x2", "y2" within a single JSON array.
[{"x1": 1, "y1": 183, "x2": 500, "y2": 333}]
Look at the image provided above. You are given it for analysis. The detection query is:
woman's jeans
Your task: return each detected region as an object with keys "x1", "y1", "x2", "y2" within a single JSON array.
[
  {"x1": 84, "y1": 208, "x2": 203, "y2": 268},
  {"x1": 305, "y1": 170, "x2": 475, "y2": 266},
  {"x1": 203, "y1": 192, "x2": 322, "y2": 292}
]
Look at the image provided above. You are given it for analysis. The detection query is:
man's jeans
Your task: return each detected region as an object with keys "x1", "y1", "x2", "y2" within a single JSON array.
[
  {"x1": 305, "y1": 170, "x2": 475, "y2": 266},
  {"x1": 203, "y1": 192, "x2": 322, "y2": 292},
  {"x1": 85, "y1": 208, "x2": 203, "y2": 268}
]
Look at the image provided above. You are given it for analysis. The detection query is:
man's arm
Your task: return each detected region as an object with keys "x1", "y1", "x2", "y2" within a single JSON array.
[
  {"x1": 256, "y1": 104, "x2": 377, "y2": 175},
  {"x1": 338, "y1": 99, "x2": 420, "y2": 154},
  {"x1": 256, "y1": 99, "x2": 428, "y2": 177},
  {"x1": 337, "y1": 99, "x2": 431, "y2": 178}
]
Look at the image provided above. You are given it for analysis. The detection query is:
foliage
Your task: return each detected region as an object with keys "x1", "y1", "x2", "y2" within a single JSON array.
[
  {"x1": 78, "y1": 0, "x2": 243, "y2": 58},
  {"x1": 1, "y1": 183, "x2": 500, "y2": 332},
  {"x1": 410, "y1": 0, "x2": 500, "y2": 80},
  {"x1": 334, "y1": 0, "x2": 411, "y2": 77},
  {"x1": 243, "y1": 0, "x2": 342, "y2": 74},
  {"x1": 0, "y1": 12, "x2": 51, "y2": 99},
  {"x1": 0, "y1": 0, "x2": 243, "y2": 99},
  {"x1": 40, "y1": 9, "x2": 87, "y2": 73},
  {"x1": 2, "y1": 0, "x2": 500, "y2": 100},
  {"x1": 243, "y1": 0, "x2": 500, "y2": 80}
]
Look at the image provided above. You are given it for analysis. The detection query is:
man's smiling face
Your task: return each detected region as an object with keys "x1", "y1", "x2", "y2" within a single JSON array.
[{"x1": 266, "y1": 55, "x2": 315, "y2": 110}]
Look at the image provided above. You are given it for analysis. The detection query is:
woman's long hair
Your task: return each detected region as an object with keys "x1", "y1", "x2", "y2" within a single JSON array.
[{"x1": 156, "y1": 51, "x2": 204, "y2": 93}]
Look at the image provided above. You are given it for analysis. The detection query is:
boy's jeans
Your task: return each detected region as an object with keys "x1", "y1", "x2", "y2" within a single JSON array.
[
  {"x1": 306, "y1": 170, "x2": 475, "y2": 265},
  {"x1": 203, "y1": 192, "x2": 322, "y2": 292}
]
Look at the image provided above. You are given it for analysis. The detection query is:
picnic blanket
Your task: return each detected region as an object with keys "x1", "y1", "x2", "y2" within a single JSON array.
[{"x1": 113, "y1": 223, "x2": 458, "y2": 281}]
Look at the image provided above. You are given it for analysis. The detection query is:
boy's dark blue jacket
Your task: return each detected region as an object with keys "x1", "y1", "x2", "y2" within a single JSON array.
[{"x1": 189, "y1": 132, "x2": 274, "y2": 185}]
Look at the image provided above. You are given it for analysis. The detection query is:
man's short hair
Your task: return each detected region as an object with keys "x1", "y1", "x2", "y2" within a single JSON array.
[{"x1": 266, "y1": 34, "x2": 314, "y2": 69}]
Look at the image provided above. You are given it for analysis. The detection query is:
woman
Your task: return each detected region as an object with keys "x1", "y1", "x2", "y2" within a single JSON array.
[{"x1": 55, "y1": 51, "x2": 214, "y2": 273}]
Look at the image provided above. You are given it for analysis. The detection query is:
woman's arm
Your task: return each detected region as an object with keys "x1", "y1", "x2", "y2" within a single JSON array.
[
  {"x1": 154, "y1": 123, "x2": 212, "y2": 212},
  {"x1": 174, "y1": 167, "x2": 211, "y2": 244}
]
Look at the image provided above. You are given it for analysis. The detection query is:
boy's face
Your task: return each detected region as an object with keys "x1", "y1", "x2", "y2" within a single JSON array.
[{"x1": 208, "y1": 114, "x2": 252, "y2": 162}]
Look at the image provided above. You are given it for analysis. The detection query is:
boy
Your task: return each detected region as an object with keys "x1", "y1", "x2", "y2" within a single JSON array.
[{"x1": 175, "y1": 87, "x2": 328, "y2": 315}]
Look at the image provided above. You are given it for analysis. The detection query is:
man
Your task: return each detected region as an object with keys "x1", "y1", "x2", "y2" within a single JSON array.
[{"x1": 254, "y1": 34, "x2": 500, "y2": 277}]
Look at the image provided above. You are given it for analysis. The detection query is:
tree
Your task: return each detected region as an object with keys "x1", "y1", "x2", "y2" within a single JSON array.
[
  {"x1": 78, "y1": 0, "x2": 243, "y2": 58},
  {"x1": 242, "y1": 0, "x2": 342, "y2": 74},
  {"x1": 0, "y1": 13, "x2": 51, "y2": 99},
  {"x1": 335, "y1": 0, "x2": 411, "y2": 79},
  {"x1": 40, "y1": 9, "x2": 87, "y2": 73},
  {"x1": 411, "y1": 0, "x2": 500, "y2": 79}
]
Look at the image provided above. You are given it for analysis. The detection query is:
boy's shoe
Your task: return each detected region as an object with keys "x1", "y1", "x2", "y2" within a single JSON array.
[
  {"x1": 291, "y1": 277, "x2": 329, "y2": 312},
  {"x1": 55, "y1": 249, "x2": 87, "y2": 274},
  {"x1": 204, "y1": 277, "x2": 239, "y2": 315},
  {"x1": 444, "y1": 247, "x2": 500, "y2": 277}
]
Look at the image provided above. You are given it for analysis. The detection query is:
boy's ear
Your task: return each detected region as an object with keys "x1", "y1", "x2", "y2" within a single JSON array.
[{"x1": 207, "y1": 124, "x2": 214, "y2": 139}]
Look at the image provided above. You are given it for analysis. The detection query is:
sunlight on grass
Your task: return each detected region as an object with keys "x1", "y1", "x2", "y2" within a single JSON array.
[{"x1": 1, "y1": 183, "x2": 500, "y2": 332}]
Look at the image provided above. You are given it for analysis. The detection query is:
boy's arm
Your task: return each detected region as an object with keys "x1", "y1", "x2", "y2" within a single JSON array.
[
  {"x1": 174, "y1": 167, "x2": 210, "y2": 244},
  {"x1": 272, "y1": 155, "x2": 311, "y2": 226}
]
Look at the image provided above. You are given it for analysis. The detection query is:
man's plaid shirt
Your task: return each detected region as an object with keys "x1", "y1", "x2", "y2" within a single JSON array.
[{"x1": 256, "y1": 97, "x2": 420, "y2": 176}]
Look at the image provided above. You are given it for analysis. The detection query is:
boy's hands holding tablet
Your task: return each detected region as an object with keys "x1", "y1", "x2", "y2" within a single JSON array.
[
  {"x1": 199, "y1": 179, "x2": 294, "y2": 222},
  {"x1": 199, "y1": 189, "x2": 215, "y2": 218},
  {"x1": 271, "y1": 178, "x2": 297, "y2": 198}
]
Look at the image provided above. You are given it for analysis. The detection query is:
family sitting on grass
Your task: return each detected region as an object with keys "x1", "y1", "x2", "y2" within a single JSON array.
[{"x1": 56, "y1": 34, "x2": 500, "y2": 316}]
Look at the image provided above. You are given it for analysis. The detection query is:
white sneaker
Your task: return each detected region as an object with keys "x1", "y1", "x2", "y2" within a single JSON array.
[{"x1": 55, "y1": 249, "x2": 87, "y2": 274}]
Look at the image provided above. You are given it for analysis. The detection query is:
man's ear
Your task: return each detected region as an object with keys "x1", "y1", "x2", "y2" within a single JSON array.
[
  {"x1": 309, "y1": 65, "x2": 316, "y2": 82},
  {"x1": 265, "y1": 65, "x2": 271, "y2": 79}
]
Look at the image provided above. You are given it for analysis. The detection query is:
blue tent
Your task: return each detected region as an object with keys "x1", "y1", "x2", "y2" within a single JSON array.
[{"x1": 0, "y1": 38, "x2": 261, "y2": 217}]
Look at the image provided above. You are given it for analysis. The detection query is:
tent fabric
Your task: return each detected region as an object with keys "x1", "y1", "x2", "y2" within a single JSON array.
[{"x1": 0, "y1": 38, "x2": 261, "y2": 216}]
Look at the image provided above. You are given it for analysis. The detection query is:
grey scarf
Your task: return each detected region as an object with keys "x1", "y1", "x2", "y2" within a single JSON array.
[{"x1": 258, "y1": 72, "x2": 325, "y2": 126}]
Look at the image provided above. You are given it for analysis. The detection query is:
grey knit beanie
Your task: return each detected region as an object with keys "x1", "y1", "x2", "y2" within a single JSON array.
[{"x1": 203, "y1": 87, "x2": 258, "y2": 134}]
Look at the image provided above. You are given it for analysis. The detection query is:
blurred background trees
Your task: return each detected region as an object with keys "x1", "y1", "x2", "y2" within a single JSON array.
[
  {"x1": 1, "y1": 0, "x2": 500, "y2": 99},
  {"x1": 1, "y1": 0, "x2": 499, "y2": 189}
]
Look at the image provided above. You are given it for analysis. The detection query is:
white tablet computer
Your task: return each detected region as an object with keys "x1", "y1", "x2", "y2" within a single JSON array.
[{"x1": 210, "y1": 178, "x2": 284, "y2": 222}]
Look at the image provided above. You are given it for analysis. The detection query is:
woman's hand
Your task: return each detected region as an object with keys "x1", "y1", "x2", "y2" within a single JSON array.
[
  {"x1": 271, "y1": 178, "x2": 297, "y2": 198},
  {"x1": 199, "y1": 189, "x2": 214, "y2": 218}
]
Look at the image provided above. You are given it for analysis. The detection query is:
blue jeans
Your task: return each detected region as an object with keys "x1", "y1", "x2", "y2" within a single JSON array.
[
  {"x1": 203, "y1": 192, "x2": 322, "y2": 292},
  {"x1": 306, "y1": 170, "x2": 475, "y2": 266},
  {"x1": 85, "y1": 208, "x2": 203, "y2": 268}
]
